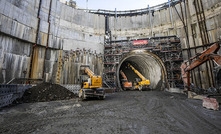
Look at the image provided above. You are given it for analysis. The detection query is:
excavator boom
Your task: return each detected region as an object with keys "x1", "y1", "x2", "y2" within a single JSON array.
[
  {"x1": 85, "y1": 67, "x2": 95, "y2": 78},
  {"x1": 127, "y1": 63, "x2": 151, "y2": 90},
  {"x1": 120, "y1": 70, "x2": 132, "y2": 89},
  {"x1": 128, "y1": 64, "x2": 146, "y2": 81},
  {"x1": 120, "y1": 70, "x2": 128, "y2": 81},
  {"x1": 185, "y1": 43, "x2": 221, "y2": 72},
  {"x1": 181, "y1": 43, "x2": 221, "y2": 91}
]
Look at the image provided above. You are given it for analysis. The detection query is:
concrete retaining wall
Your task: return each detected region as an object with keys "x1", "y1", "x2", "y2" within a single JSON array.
[
  {"x1": 107, "y1": 0, "x2": 221, "y2": 89},
  {"x1": 0, "y1": 0, "x2": 105, "y2": 84},
  {"x1": 0, "y1": 0, "x2": 220, "y2": 88},
  {"x1": 108, "y1": 0, "x2": 221, "y2": 45}
]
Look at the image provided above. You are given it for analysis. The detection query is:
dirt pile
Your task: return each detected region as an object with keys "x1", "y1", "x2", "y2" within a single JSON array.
[{"x1": 20, "y1": 83, "x2": 76, "y2": 103}]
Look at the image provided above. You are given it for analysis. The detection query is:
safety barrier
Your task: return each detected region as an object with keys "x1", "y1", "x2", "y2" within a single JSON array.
[
  {"x1": 0, "y1": 84, "x2": 32, "y2": 108},
  {"x1": 60, "y1": 84, "x2": 81, "y2": 95},
  {"x1": 0, "y1": 84, "x2": 80, "y2": 108}
]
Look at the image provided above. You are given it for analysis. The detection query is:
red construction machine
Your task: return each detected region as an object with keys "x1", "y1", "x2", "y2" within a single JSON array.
[
  {"x1": 180, "y1": 43, "x2": 221, "y2": 91},
  {"x1": 120, "y1": 70, "x2": 132, "y2": 90},
  {"x1": 180, "y1": 43, "x2": 221, "y2": 110}
]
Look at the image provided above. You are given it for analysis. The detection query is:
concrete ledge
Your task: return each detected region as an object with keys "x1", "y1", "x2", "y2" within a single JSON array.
[
  {"x1": 166, "y1": 88, "x2": 184, "y2": 94},
  {"x1": 188, "y1": 91, "x2": 206, "y2": 100}
]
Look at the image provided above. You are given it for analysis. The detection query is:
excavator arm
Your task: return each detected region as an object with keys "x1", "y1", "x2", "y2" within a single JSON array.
[
  {"x1": 128, "y1": 64, "x2": 146, "y2": 81},
  {"x1": 85, "y1": 67, "x2": 95, "y2": 78},
  {"x1": 120, "y1": 70, "x2": 132, "y2": 89},
  {"x1": 128, "y1": 63, "x2": 150, "y2": 90},
  {"x1": 120, "y1": 70, "x2": 128, "y2": 81},
  {"x1": 181, "y1": 43, "x2": 221, "y2": 90},
  {"x1": 185, "y1": 43, "x2": 221, "y2": 72}
]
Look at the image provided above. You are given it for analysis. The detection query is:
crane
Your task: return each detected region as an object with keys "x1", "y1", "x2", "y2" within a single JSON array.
[
  {"x1": 120, "y1": 70, "x2": 132, "y2": 90},
  {"x1": 78, "y1": 65, "x2": 105, "y2": 100},
  {"x1": 128, "y1": 63, "x2": 151, "y2": 90}
]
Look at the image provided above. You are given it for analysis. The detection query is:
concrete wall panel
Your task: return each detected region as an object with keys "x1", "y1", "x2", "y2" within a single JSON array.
[
  {"x1": 0, "y1": 0, "x2": 104, "y2": 84},
  {"x1": 0, "y1": 0, "x2": 220, "y2": 87}
]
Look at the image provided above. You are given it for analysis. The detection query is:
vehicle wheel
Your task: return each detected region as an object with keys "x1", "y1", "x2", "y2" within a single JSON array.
[
  {"x1": 138, "y1": 86, "x2": 142, "y2": 91},
  {"x1": 78, "y1": 91, "x2": 82, "y2": 98},
  {"x1": 82, "y1": 91, "x2": 86, "y2": 100}
]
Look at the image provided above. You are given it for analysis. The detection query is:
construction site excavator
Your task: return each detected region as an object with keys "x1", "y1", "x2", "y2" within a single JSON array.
[
  {"x1": 180, "y1": 43, "x2": 221, "y2": 92},
  {"x1": 128, "y1": 63, "x2": 151, "y2": 90},
  {"x1": 120, "y1": 70, "x2": 132, "y2": 90},
  {"x1": 78, "y1": 65, "x2": 105, "y2": 100}
]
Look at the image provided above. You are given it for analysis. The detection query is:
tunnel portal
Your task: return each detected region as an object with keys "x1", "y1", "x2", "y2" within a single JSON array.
[{"x1": 117, "y1": 50, "x2": 167, "y2": 91}]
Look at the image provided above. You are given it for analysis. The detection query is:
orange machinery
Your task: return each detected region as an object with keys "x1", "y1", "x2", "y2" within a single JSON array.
[
  {"x1": 120, "y1": 70, "x2": 132, "y2": 90},
  {"x1": 180, "y1": 43, "x2": 221, "y2": 91}
]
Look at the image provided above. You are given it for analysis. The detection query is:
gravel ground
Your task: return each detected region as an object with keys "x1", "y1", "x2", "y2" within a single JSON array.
[{"x1": 0, "y1": 91, "x2": 221, "y2": 134}]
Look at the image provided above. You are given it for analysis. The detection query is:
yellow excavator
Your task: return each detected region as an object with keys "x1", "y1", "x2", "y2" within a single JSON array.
[
  {"x1": 78, "y1": 65, "x2": 105, "y2": 100},
  {"x1": 128, "y1": 63, "x2": 151, "y2": 90}
]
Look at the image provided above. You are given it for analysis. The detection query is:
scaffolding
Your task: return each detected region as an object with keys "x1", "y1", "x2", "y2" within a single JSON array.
[
  {"x1": 103, "y1": 42, "x2": 131, "y2": 90},
  {"x1": 103, "y1": 36, "x2": 183, "y2": 90}
]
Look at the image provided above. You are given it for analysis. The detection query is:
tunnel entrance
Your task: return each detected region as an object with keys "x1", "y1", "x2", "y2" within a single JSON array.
[{"x1": 117, "y1": 50, "x2": 167, "y2": 91}]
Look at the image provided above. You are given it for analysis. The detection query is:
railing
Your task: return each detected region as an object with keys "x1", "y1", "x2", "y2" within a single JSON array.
[
  {"x1": 0, "y1": 84, "x2": 32, "y2": 108},
  {"x1": 60, "y1": 84, "x2": 81, "y2": 95},
  {"x1": 78, "y1": 0, "x2": 181, "y2": 17}
]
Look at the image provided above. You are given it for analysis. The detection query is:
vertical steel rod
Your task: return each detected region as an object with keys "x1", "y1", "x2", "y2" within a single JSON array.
[
  {"x1": 115, "y1": 8, "x2": 117, "y2": 39},
  {"x1": 28, "y1": 0, "x2": 42, "y2": 79},
  {"x1": 194, "y1": 0, "x2": 212, "y2": 87},
  {"x1": 148, "y1": 5, "x2": 153, "y2": 36},
  {"x1": 199, "y1": 0, "x2": 215, "y2": 87},
  {"x1": 187, "y1": 71, "x2": 190, "y2": 91},
  {"x1": 168, "y1": 0, "x2": 174, "y2": 28},
  {"x1": 191, "y1": 25, "x2": 203, "y2": 88},
  {"x1": 42, "y1": 0, "x2": 53, "y2": 79}
]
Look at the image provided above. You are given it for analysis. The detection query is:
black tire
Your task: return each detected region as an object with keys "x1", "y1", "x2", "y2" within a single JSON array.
[{"x1": 82, "y1": 92, "x2": 86, "y2": 100}]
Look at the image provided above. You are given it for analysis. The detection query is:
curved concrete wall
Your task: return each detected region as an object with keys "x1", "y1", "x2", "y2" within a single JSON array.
[
  {"x1": 52, "y1": 1, "x2": 105, "y2": 52},
  {"x1": 109, "y1": 0, "x2": 221, "y2": 45},
  {"x1": 0, "y1": 0, "x2": 220, "y2": 88},
  {"x1": 108, "y1": 0, "x2": 221, "y2": 89},
  {"x1": 0, "y1": 0, "x2": 105, "y2": 84}
]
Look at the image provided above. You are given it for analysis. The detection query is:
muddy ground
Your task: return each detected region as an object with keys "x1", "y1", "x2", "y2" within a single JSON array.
[{"x1": 0, "y1": 91, "x2": 221, "y2": 134}]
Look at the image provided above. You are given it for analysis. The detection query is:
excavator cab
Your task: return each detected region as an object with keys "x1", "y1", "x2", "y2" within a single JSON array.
[{"x1": 80, "y1": 75, "x2": 90, "y2": 88}]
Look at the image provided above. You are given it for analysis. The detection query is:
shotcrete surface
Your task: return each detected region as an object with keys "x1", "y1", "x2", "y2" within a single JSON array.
[{"x1": 0, "y1": 91, "x2": 221, "y2": 134}]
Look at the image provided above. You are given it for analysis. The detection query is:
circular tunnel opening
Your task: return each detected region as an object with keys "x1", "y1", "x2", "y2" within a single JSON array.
[{"x1": 117, "y1": 50, "x2": 167, "y2": 91}]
